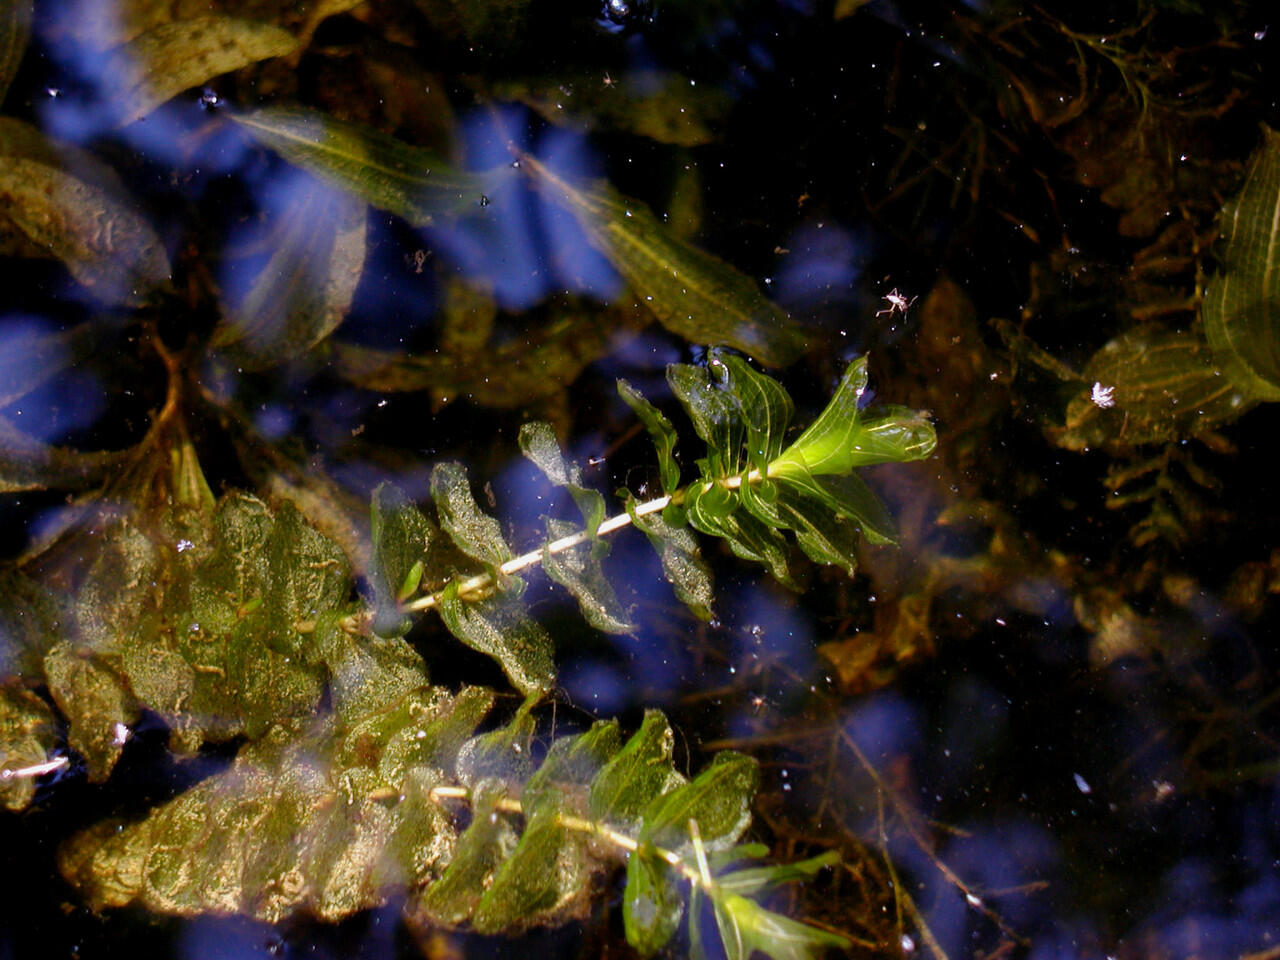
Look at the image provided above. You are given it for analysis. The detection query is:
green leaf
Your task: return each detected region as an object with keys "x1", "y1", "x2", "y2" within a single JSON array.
[
  {"x1": 0, "y1": 0, "x2": 32, "y2": 106},
  {"x1": 776, "y1": 470, "x2": 897, "y2": 546},
  {"x1": 417, "y1": 778, "x2": 520, "y2": 926},
  {"x1": 518, "y1": 421, "x2": 606, "y2": 535},
  {"x1": 667, "y1": 362, "x2": 746, "y2": 478},
  {"x1": 233, "y1": 107, "x2": 504, "y2": 226},
  {"x1": 368, "y1": 484, "x2": 437, "y2": 637},
  {"x1": 1055, "y1": 326, "x2": 1253, "y2": 451},
  {"x1": 684, "y1": 483, "x2": 799, "y2": 590},
  {"x1": 624, "y1": 493, "x2": 715, "y2": 621},
  {"x1": 106, "y1": 17, "x2": 298, "y2": 125},
  {"x1": 315, "y1": 618, "x2": 435, "y2": 724},
  {"x1": 543, "y1": 517, "x2": 635, "y2": 633},
  {"x1": 717, "y1": 851, "x2": 842, "y2": 899},
  {"x1": 0, "y1": 118, "x2": 171, "y2": 304},
  {"x1": 456, "y1": 696, "x2": 537, "y2": 786},
  {"x1": 588, "y1": 709, "x2": 686, "y2": 832},
  {"x1": 213, "y1": 177, "x2": 366, "y2": 369},
  {"x1": 714, "y1": 354, "x2": 794, "y2": 473},
  {"x1": 639, "y1": 750, "x2": 758, "y2": 854},
  {"x1": 624, "y1": 846, "x2": 685, "y2": 956},
  {"x1": 522, "y1": 154, "x2": 807, "y2": 367},
  {"x1": 431, "y1": 461, "x2": 512, "y2": 570},
  {"x1": 617, "y1": 378, "x2": 682, "y2": 494},
  {"x1": 437, "y1": 581, "x2": 555, "y2": 696},
  {"x1": 473, "y1": 805, "x2": 593, "y2": 934},
  {"x1": 521, "y1": 719, "x2": 622, "y2": 817},
  {"x1": 712, "y1": 893, "x2": 850, "y2": 960},
  {"x1": 0, "y1": 682, "x2": 58, "y2": 811},
  {"x1": 770, "y1": 357, "x2": 936, "y2": 480},
  {"x1": 1203, "y1": 124, "x2": 1280, "y2": 402}
]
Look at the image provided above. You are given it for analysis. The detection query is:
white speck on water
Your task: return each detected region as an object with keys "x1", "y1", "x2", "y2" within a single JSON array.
[
  {"x1": 176, "y1": 539, "x2": 194, "y2": 553},
  {"x1": 1073, "y1": 773, "x2": 1092, "y2": 794}
]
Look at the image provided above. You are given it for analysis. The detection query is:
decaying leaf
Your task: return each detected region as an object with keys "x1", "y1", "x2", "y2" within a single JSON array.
[
  {"x1": 233, "y1": 107, "x2": 505, "y2": 226},
  {"x1": 1053, "y1": 326, "x2": 1253, "y2": 451},
  {"x1": 0, "y1": 682, "x2": 59, "y2": 811},
  {"x1": 213, "y1": 175, "x2": 366, "y2": 369},
  {"x1": 106, "y1": 17, "x2": 298, "y2": 125},
  {"x1": 0, "y1": 118, "x2": 171, "y2": 304},
  {"x1": 0, "y1": 0, "x2": 32, "y2": 105},
  {"x1": 521, "y1": 154, "x2": 808, "y2": 367},
  {"x1": 1203, "y1": 124, "x2": 1280, "y2": 402}
]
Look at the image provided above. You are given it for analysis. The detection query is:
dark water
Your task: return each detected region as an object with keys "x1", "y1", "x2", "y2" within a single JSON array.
[{"x1": 2, "y1": 1, "x2": 1279, "y2": 958}]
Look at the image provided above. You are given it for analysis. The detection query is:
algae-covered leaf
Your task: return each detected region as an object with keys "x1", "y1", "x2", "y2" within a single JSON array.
[
  {"x1": 213, "y1": 177, "x2": 366, "y2": 369},
  {"x1": 43, "y1": 645, "x2": 137, "y2": 781},
  {"x1": 107, "y1": 17, "x2": 298, "y2": 125},
  {"x1": 0, "y1": 683, "x2": 59, "y2": 811},
  {"x1": 617, "y1": 378, "x2": 682, "y2": 494},
  {"x1": 0, "y1": 0, "x2": 32, "y2": 105},
  {"x1": 430, "y1": 461, "x2": 511, "y2": 570},
  {"x1": 624, "y1": 493, "x2": 715, "y2": 621},
  {"x1": 0, "y1": 118, "x2": 171, "y2": 304},
  {"x1": 333, "y1": 300, "x2": 648, "y2": 408},
  {"x1": 60, "y1": 683, "x2": 487, "y2": 923},
  {"x1": 770, "y1": 358, "x2": 937, "y2": 479},
  {"x1": 456, "y1": 697, "x2": 536, "y2": 786},
  {"x1": 522, "y1": 155, "x2": 807, "y2": 367},
  {"x1": 233, "y1": 108, "x2": 503, "y2": 226},
  {"x1": 639, "y1": 750, "x2": 757, "y2": 854},
  {"x1": 472, "y1": 804, "x2": 594, "y2": 934},
  {"x1": 521, "y1": 719, "x2": 622, "y2": 817},
  {"x1": 588, "y1": 709, "x2": 686, "y2": 832},
  {"x1": 0, "y1": 566, "x2": 64, "y2": 678},
  {"x1": 1055, "y1": 326, "x2": 1253, "y2": 451},
  {"x1": 624, "y1": 847, "x2": 684, "y2": 957},
  {"x1": 417, "y1": 778, "x2": 520, "y2": 926},
  {"x1": 518, "y1": 421, "x2": 606, "y2": 534},
  {"x1": 541, "y1": 518, "x2": 635, "y2": 633},
  {"x1": 368, "y1": 483, "x2": 436, "y2": 637},
  {"x1": 437, "y1": 581, "x2": 555, "y2": 696},
  {"x1": 717, "y1": 850, "x2": 842, "y2": 899},
  {"x1": 1203, "y1": 124, "x2": 1280, "y2": 402}
]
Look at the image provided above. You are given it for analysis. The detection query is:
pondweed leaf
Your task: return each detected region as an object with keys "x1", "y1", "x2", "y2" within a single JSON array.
[
  {"x1": 638, "y1": 750, "x2": 757, "y2": 854},
  {"x1": 770, "y1": 357, "x2": 937, "y2": 479},
  {"x1": 623, "y1": 493, "x2": 716, "y2": 620},
  {"x1": 588, "y1": 710, "x2": 686, "y2": 832},
  {"x1": 368, "y1": 484, "x2": 437, "y2": 637},
  {"x1": 107, "y1": 17, "x2": 298, "y2": 125},
  {"x1": 430, "y1": 461, "x2": 511, "y2": 570},
  {"x1": 520, "y1": 719, "x2": 622, "y2": 817},
  {"x1": 625, "y1": 846, "x2": 686, "y2": 956},
  {"x1": 0, "y1": 118, "x2": 171, "y2": 305},
  {"x1": 437, "y1": 582, "x2": 555, "y2": 696},
  {"x1": 1203, "y1": 124, "x2": 1280, "y2": 402},
  {"x1": 543, "y1": 517, "x2": 635, "y2": 633},
  {"x1": 520, "y1": 154, "x2": 808, "y2": 367},
  {"x1": 213, "y1": 175, "x2": 366, "y2": 369},
  {"x1": 617, "y1": 378, "x2": 682, "y2": 494},
  {"x1": 709, "y1": 893, "x2": 851, "y2": 960},
  {"x1": 233, "y1": 107, "x2": 506, "y2": 226}
]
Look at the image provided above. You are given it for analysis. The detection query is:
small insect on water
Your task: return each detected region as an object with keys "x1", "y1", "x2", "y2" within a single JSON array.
[{"x1": 877, "y1": 288, "x2": 918, "y2": 317}]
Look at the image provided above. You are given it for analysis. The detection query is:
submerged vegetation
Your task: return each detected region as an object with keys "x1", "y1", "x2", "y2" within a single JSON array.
[{"x1": 2, "y1": 0, "x2": 1279, "y2": 957}]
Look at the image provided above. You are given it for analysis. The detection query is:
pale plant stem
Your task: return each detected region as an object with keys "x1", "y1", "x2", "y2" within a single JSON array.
[
  {"x1": 427, "y1": 784, "x2": 712, "y2": 892},
  {"x1": 402, "y1": 469, "x2": 763, "y2": 616}
]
